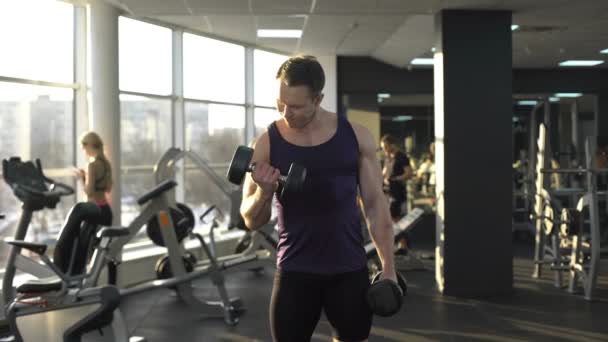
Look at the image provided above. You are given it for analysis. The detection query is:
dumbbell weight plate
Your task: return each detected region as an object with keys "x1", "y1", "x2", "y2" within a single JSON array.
[
  {"x1": 155, "y1": 253, "x2": 197, "y2": 280},
  {"x1": 281, "y1": 163, "x2": 307, "y2": 198},
  {"x1": 227, "y1": 146, "x2": 254, "y2": 185},
  {"x1": 543, "y1": 204, "x2": 554, "y2": 235},
  {"x1": 176, "y1": 202, "x2": 195, "y2": 232},
  {"x1": 367, "y1": 271, "x2": 408, "y2": 317},
  {"x1": 147, "y1": 206, "x2": 189, "y2": 246},
  {"x1": 560, "y1": 208, "x2": 570, "y2": 236}
]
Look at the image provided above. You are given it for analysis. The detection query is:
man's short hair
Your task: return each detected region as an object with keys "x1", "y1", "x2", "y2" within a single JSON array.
[{"x1": 276, "y1": 55, "x2": 325, "y2": 97}]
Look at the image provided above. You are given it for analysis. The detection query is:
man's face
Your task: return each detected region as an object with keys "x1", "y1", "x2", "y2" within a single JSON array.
[
  {"x1": 276, "y1": 81, "x2": 321, "y2": 129},
  {"x1": 381, "y1": 142, "x2": 392, "y2": 156}
]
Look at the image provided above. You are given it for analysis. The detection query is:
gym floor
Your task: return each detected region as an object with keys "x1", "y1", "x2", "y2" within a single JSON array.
[{"x1": 117, "y1": 241, "x2": 608, "y2": 342}]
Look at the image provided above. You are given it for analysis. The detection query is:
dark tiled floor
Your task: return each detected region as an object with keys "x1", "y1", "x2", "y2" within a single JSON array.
[{"x1": 120, "y1": 242, "x2": 608, "y2": 342}]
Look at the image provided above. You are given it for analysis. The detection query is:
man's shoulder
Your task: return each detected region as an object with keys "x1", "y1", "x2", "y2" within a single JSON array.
[
  {"x1": 347, "y1": 120, "x2": 371, "y2": 141},
  {"x1": 250, "y1": 131, "x2": 271, "y2": 160}
]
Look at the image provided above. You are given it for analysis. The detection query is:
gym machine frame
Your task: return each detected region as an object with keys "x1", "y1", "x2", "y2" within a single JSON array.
[
  {"x1": 2, "y1": 158, "x2": 247, "y2": 342},
  {"x1": 153, "y1": 147, "x2": 276, "y2": 270},
  {"x1": 532, "y1": 124, "x2": 608, "y2": 300}
]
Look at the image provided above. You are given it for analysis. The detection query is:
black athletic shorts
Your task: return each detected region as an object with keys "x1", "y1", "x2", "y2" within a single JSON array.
[
  {"x1": 389, "y1": 195, "x2": 405, "y2": 219},
  {"x1": 270, "y1": 267, "x2": 372, "y2": 342}
]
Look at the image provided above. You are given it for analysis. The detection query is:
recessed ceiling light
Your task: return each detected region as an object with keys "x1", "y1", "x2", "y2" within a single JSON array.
[
  {"x1": 377, "y1": 93, "x2": 391, "y2": 99},
  {"x1": 559, "y1": 60, "x2": 604, "y2": 67},
  {"x1": 549, "y1": 97, "x2": 560, "y2": 102},
  {"x1": 600, "y1": 48, "x2": 608, "y2": 54},
  {"x1": 511, "y1": 25, "x2": 519, "y2": 31},
  {"x1": 257, "y1": 29, "x2": 302, "y2": 38},
  {"x1": 554, "y1": 93, "x2": 583, "y2": 98},
  {"x1": 393, "y1": 115, "x2": 413, "y2": 122},
  {"x1": 517, "y1": 100, "x2": 537, "y2": 106},
  {"x1": 411, "y1": 58, "x2": 434, "y2": 65}
]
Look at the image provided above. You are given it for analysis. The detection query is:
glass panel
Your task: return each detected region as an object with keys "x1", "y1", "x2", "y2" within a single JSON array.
[
  {"x1": 0, "y1": 82, "x2": 75, "y2": 270},
  {"x1": 185, "y1": 102, "x2": 245, "y2": 219},
  {"x1": 120, "y1": 94, "x2": 172, "y2": 242},
  {"x1": 254, "y1": 50, "x2": 286, "y2": 107},
  {"x1": 185, "y1": 102, "x2": 245, "y2": 163},
  {"x1": 184, "y1": 167, "x2": 232, "y2": 230},
  {"x1": 119, "y1": 17, "x2": 172, "y2": 95},
  {"x1": 183, "y1": 33, "x2": 245, "y2": 103},
  {"x1": 0, "y1": 0, "x2": 74, "y2": 83},
  {"x1": 254, "y1": 107, "x2": 279, "y2": 137}
]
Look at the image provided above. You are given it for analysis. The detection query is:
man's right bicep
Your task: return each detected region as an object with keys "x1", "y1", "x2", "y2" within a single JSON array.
[{"x1": 242, "y1": 173, "x2": 258, "y2": 202}]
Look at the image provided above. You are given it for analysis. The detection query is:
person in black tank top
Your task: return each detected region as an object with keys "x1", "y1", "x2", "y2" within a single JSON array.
[
  {"x1": 380, "y1": 134, "x2": 412, "y2": 222},
  {"x1": 240, "y1": 55, "x2": 398, "y2": 342}
]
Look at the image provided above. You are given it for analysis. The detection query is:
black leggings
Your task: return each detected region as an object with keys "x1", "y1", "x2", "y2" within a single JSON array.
[
  {"x1": 93, "y1": 204, "x2": 113, "y2": 226},
  {"x1": 270, "y1": 268, "x2": 372, "y2": 342}
]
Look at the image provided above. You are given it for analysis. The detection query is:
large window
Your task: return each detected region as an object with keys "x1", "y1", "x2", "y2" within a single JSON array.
[
  {"x1": 254, "y1": 107, "x2": 279, "y2": 136},
  {"x1": 184, "y1": 103, "x2": 245, "y2": 220},
  {"x1": 0, "y1": 0, "x2": 74, "y2": 83},
  {"x1": 0, "y1": 83, "x2": 75, "y2": 269},
  {"x1": 183, "y1": 34, "x2": 245, "y2": 103},
  {"x1": 254, "y1": 50, "x2": 286, "y2": 107},
  {"x1": 119, "y1": 17, "x2": 172, "y2": 95},
  {"x1": 120, "y1": 95, "x2": 172, "y2": 237}
]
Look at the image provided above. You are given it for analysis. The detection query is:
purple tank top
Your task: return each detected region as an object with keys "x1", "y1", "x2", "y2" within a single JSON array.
[{"x1": 268, "y1": 114, "x2": 367, "y2": 274}]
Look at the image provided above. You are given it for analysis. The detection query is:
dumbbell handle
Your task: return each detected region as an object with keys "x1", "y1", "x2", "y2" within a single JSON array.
[{"x1": 248, "y1": 163, "x2": 288, "y2": 183}]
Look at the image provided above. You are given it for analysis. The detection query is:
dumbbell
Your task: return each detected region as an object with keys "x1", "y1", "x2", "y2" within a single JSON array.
[
  {"x1": 227, "y1": 146, "x2": 307, "y2": 199},
  {"x1": 366, "y1": 271, "x2": 407, "y2": 317}
]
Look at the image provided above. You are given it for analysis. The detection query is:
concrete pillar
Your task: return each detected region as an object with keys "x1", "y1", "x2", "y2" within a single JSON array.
[{"x1": 434, "y1": 10, "x2": 513, "y2": 296}]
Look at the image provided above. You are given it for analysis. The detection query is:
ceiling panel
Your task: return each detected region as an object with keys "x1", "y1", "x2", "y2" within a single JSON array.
[
  {"x1": 119, "y1": 0, "x2": 608, "y2": 69},
  {"x1": 121, "y1": 0, "x2": 190, "y2": 15},
  {"x1": 337, "y1": 16, "x2": 411, "y2": 55},
  {"x1": 374, "y1": 0, "x2": 441, "y2": 13},
  {"x1": 314, "y1": 0, "x2": 381, "y2": 14},
  {"x1": 206, "y1": 15, "x2": 257, "y2": 41},
  {"x1": 299, "y1": 15, "x2": 362, "y2": 55},
  {"x1": 251, "y1": 0, "x2": 313, "y2": 14},
  {"x1": 372, "y1": 15, "x2": 434, "y2": 68},
  {"x1": 185, "y1": 0, "x2": 250, "y2": 14},
  {"x1": 314, "y1": 0, "x2": 440, "y2": 14},
  {"x1": 152, "y1": 15, "x2": 211, "y2": 32},
  {"x1": 256, "y1": 38, "x2": 299, "y2": 53}
]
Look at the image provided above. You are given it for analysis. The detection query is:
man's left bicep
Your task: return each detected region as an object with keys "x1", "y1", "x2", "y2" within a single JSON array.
[{"x1": 359, "y1": 151, "x2": 384, "y2": 208}]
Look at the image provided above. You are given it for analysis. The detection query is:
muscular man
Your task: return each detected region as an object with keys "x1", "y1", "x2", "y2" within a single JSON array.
[{"x1": 240, "y1": 55, "x2": 396, "y2": 342}]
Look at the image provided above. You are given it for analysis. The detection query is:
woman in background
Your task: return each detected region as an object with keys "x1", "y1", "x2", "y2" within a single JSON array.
[{"x1": 74, "y1": 131, "x2": 113, "y2": 226}]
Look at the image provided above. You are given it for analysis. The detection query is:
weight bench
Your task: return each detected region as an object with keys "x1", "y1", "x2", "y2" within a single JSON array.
[{"x1": 365, "y1": 208, "x2": 425, "y2": 258}]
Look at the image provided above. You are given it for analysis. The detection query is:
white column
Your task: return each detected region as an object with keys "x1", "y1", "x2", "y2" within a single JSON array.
[
  {"x1": 317, "y1": 55, "x2": 337, "y2": 113},
  {"x1": 74, "y1": 5, "x2": 89, "y2": 203},
  {"x1": 245, "y1": 47, "x2": 255, "y2": 144},
  {"x1": 173, "y1": 29, "x2": 185, "y2": 203},
  {"x1": 90, "y1": 0, "x2": 121, "y2": 224}
]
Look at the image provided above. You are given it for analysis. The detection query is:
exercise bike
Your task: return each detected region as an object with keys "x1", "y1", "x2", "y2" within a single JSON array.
[{"x1": 1, "y1": 157, "x2": 139, "y2": 342}]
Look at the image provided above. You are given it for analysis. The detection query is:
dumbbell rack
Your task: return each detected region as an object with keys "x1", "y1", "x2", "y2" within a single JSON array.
[{"x1": 532, "y1": 123, "x2": 608, "y2": 300}]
